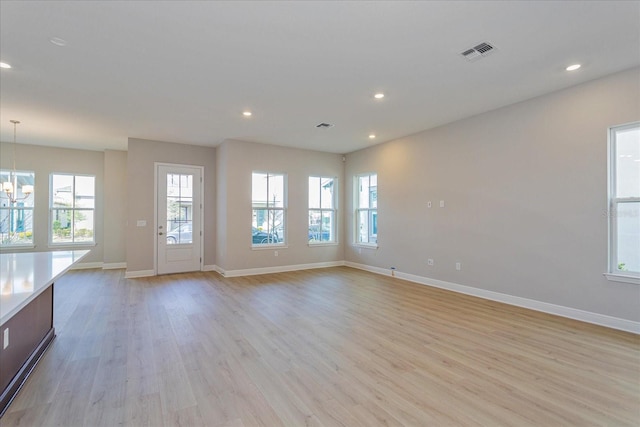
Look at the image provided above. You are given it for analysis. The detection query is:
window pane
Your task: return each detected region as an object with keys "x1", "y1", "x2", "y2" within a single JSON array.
[
  {"x1": 252, "y1": 173, "x2": 268, "y2": 207},
  {"x1": 0, "y1": 208, "x2": 33, "y2": 245},
  {"x1": 615, "y1": 127, "x2": 640, "y2": 198},
  {"x1": 73, "y1": 210, "x2": 94, "y2": 242},
  {"x1": 370, "y1": 183, "x2": 378, "y2": 209},
  {"x1": 252, "y1": 172, "x2": 285, "y2": 245},
  {"x1": 616, "y1": 202, "x2": 640, "y2": 274},
  {"x1": 0, "y1": 208, "x2": 9, "y2": 242},
  {"x1": 309, "y1": 210, "x2": 335, "y2": 243},
  {"x1": 167, "y1": 222, "x2": 192, "y2": 245},
  {"x1": 252, "y1": 209, "x2": 281, "y2": 244},
  {"x1": 359, "y1": 176, "x2": 369, "y2": 209},
  {"x1": 309, "y1": 210, "x2": 335, "y2": 242},
  {"x1": 270, "y1": 174, "x2": 284, "y2": 208},
  {"x1": 0, "y1": 171, "x2": 35, "y2": 208},
  {"x1": 320, "y1": 178, "x2": 334, "y2": 209},
  {"x1": 75, "y1": 176, "x2": 95, "y2": 208},
  {"x1": 166, "y1": 173, "x2": 193, "y2": 242},
  {"x1": 321, "y1": 210, "x2": 334, "y2": 242},
  {"x1": 52, "y1": 209, "x2": 73, "y2": 243},
  {"x1": 371, "y1": 210, "x2": 378, "y2": 240},
  {"x1": 309, "y1": 177, "x2": 320, "y2": 209},
  {"x1": 358, "y1": 210, "x2": 369, "y2": 243},
  {"x1": 52, "y1": 174, "x2": 73, "y2": 208}
]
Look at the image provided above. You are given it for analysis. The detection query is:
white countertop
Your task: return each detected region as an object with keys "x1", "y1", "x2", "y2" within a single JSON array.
[{"x1": 0, "y1": 250, "x2": 89, "y2": 326}]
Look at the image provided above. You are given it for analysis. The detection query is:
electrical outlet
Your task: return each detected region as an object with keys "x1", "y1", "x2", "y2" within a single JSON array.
[
  {"x1": 427, "y1": 201, "x2": 432, "y2": 208},
  {"x1": 427, "y1": 259, "x2": 434, "y2": 266},
  {"x1": 440, "y1": 200, "x2": 445, "y2": 208},
  {"x1": 3, "y1": 328, "x2": 8, "y2": 349},
  {"x1": 274, "y1": 251, "x2": 278, "y2": 257},
  {"x1": 456, "y1": 262, "x2": 461, "y2": 271}
]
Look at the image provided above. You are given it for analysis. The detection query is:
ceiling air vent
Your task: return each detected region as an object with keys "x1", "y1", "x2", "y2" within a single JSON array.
[
  {"x1": 461, "y1": 42, "x2": 496, "y2": 62},
  {"x1": 316, "y1": 122, "x2": 334, "y2": 128}
]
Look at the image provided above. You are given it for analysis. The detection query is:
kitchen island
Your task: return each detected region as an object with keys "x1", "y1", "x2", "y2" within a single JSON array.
[{"x1": 0, "y1": 250, "x2": 88, "y2": 416}]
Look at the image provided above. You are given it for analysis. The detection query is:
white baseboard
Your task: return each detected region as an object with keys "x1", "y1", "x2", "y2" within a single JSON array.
[
  {"x1": 124, "y1": 269, "x2": 155, "y2": 279},
  {"x1": 219, "y1": 261, "x2": 345, "y2": 278},
  {"x1": 345, "y1": 262, "x2": 640, "y2": 334},
  {"x1": 103, "y1": 262, "x2": 126, "y2": 270},
  {"x1": 71, "y1": 262, "x2": 103, "y2": 270}
]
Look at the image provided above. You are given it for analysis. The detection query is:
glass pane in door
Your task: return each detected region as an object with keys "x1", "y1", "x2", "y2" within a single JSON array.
[{"x1": 166, "y1": 173, "x2": 193, "y2": 244}]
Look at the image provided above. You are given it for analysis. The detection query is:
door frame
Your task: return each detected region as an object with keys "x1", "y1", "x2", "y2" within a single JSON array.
[{"x1": 154, "y1": 162, "x2": 204, "y2": 275}]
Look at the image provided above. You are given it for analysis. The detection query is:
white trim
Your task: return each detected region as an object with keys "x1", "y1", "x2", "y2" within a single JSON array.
[
  {"x1": 71, "y1": 261, "x2": 103, "y2": 270},
  {"x1": 354, "y1": 243, "x2": 378, "y2": 250},
  {"x1": 124, "y1": 269, "x2": 155, "y2": 279},
  {"x1": 0, "y1": 245, "x2": 36, "y2": 251},
  {"x1": 604, "y1": 273, "x2": 640, "y2": 285},
  {"x1": 218, "y1": 261, "x2": 345, "y2": 278},
  {"x1": 251, "y1": 244, "x2": 288, "y2": 250},
  {"x1": 155, "y1": 163, "x2": 205, "y2": 275},
  {"x1": 344, "y1": 262, "x2": 640, "y2": 334},
  {"x1": 607, "y1": 122, "x2": 640, "y2": 277},
  {"x1": 103, "y1": 262, "x2": 126, "y2": 270},
  {"x1": 308, "y1": 242, "x2": 339, "y2": 247}
]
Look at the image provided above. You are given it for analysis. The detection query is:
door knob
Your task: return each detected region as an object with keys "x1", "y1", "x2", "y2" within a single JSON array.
[{"x1": 159, "y1": 232, "x2": 164, "y2": 235}]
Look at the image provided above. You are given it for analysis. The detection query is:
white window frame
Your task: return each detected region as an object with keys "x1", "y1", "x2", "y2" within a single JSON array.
[
  {"x1": 49, "y1": 173, "x2": 96, "y2": 246},
  {"x1": 0, "y1": 169, "x2": 35, "y2": 249},
  {"x1": 355, "y1": 173, "x2": 378, "y2": 248},
  {"x1": 251, "y1": 171, "x2": 287, "y2": 248},
  {"x1": 308, "y1": 176, "x2": 337, "y2": 246},
  {"x1": 605, "y1": 122, "x2": 640, "y2": 285}
]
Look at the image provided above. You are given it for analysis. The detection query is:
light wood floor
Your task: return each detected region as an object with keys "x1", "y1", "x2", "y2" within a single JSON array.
[{"x1": 1, "y1": 267, "x2": 638, "y2": 426}]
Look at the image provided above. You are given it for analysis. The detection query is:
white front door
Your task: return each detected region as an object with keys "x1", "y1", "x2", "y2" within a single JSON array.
[{"x1": 157, "y1": 164, "x2": 202, "y2": 275}]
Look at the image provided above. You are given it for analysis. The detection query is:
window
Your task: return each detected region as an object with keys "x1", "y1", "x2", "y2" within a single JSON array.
[
  {"x1": 309, "y1": 176, "x2": 336, "y2": 244},
  {"x1": 50, "y1": 174, "x2": 95, "y2": 245},
  {"x1": 0, "y1": 170, "x2": 35, "y2": 247},
  {"x1": 356, "y1": 173, "x2": 377, "y2": 245},
  {"x1": 252, "y1": 172, "x2": 285, "y2": 246},
  {"x1": 608, "y1": 123, "x2": 639, "y2": 282}
]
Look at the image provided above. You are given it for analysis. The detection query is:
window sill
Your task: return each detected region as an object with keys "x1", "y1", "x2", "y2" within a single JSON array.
[
  {"x1": 48, "y1": 242, "x2": 97, "y2": 249},
  {"x1": 308, "y1": 242, "x2": 338, "y2": 247},
  {"x1": 251, "y1": 244, "x2": 288, "y2": 251},
  {"x1": 0, "y1": 245, "x2": 36, "y2": 251},
  {"x1": 604, "y1": 273, "x2": 640, "y2": 285},
  {"x1": 354, "y1": 243, "x2": 378, "y2": 249}
]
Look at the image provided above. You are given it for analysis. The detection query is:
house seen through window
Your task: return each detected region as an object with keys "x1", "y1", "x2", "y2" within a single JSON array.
[
  {"x1": 50, "y1": 173, "x2": 95, "y2": 244},
  {"x1": 356, "y1": 173, "x2": 377, "y2": 245},
  {"x1": 0, "y1": 170, "x2": 34, "y2": 247},
  {"x1": 309, "y1": 176, "x2": 336, "y2": 243},
  {"x1": 609, "y1": 123, "x2": 640, "y2": 278},
  {"x1": 252, "y1": 172, "x2": 285, "y2": 245}
]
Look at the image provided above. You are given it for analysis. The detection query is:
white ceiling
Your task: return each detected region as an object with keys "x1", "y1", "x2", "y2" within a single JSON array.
[{"x1": 1, "y1": 1, "x2": 639, "y2": 154}]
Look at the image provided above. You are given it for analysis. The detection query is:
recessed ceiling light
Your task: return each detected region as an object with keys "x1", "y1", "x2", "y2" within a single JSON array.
[
  {"x1": 566, "y1": 64, "x2": 581, "y2": 71},
  {"x1": 243, "y1": 111, "x2": 252, "y2": 117},
  {"x1": 49, "y1": 37, "x2": 67, "y2": 47},
  {"x1": 369, "y1": 134, "x2": 376, "y2": 139},
  {"x1": 374, "y1": 93, "x2": 385, "y2": 99},
  {"x1": 0, "y1": 62, "x2": 11, "y2": 69}
]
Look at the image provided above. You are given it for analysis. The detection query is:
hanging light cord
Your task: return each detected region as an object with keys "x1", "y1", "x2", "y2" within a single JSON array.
[{"x1": 11, "y1": 120, "x2": 19, "y2": 175}]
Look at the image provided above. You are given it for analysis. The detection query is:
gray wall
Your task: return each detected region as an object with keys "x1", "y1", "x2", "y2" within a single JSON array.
[
  {"x1": 126, "y1": 138, "x2": 216, "y2": 273},
  {"x1": 103, "y1": 149, "x2": 127, "y2": 265},
  {"x1": 345, "y1": 67, "x2": 640, "y2": 322},
  {"x1": 216, "y1": 139, "x2": 344, "y2": 272},
  {"x1": 0, "y1": 143, "x2": 105, "y2": 264}
]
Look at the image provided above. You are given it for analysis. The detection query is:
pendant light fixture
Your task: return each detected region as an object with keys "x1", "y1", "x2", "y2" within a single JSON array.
[{"x1": 2, "y1": 120, "x2": 33, "y2": 204}]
